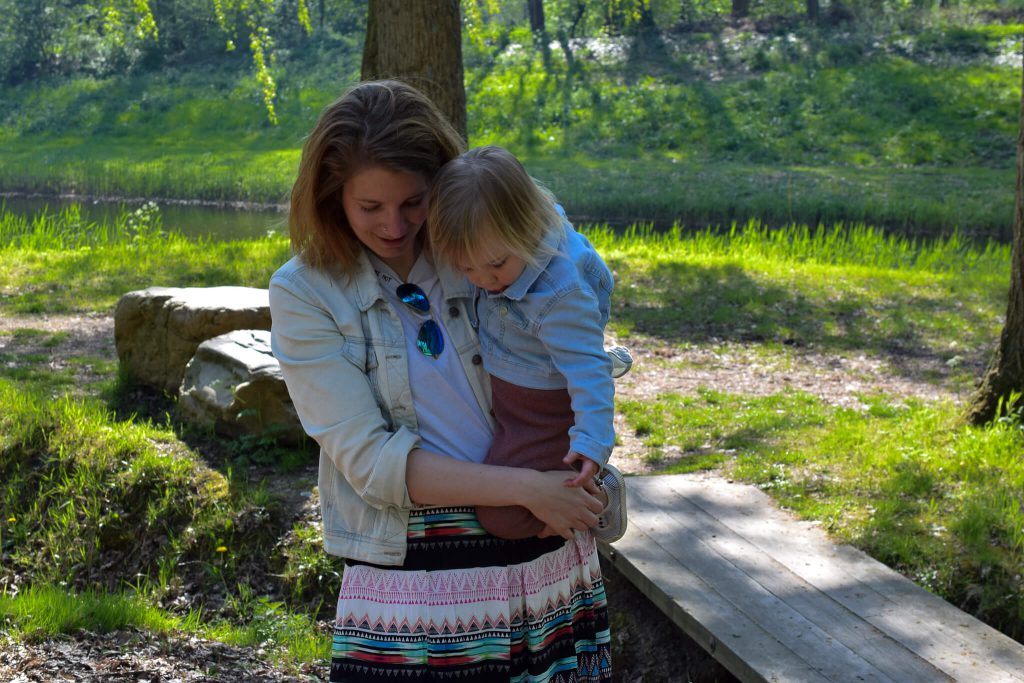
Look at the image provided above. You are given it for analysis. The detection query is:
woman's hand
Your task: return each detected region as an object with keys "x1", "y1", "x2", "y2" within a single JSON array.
[
  {"x1": 406, "y1": 450, "x2": 603, "y2": 540},
  {"x1": 521, "y1": 470, "x2": 604, "y2": 540}
]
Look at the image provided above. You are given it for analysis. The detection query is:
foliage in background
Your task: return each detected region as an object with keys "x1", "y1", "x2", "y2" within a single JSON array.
[{"x1": 0, "y1": 2, "x2": 1020, "y2": 237}]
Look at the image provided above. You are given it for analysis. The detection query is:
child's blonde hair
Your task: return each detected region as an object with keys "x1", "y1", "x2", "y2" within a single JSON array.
[{"x1": 428, "y1": 145, "x2": 561, "y2": 269}]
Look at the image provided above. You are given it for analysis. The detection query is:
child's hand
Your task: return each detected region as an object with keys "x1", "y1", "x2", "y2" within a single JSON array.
[{"x1": 563, "y1": 452, "x2": 599, "y2": 488}]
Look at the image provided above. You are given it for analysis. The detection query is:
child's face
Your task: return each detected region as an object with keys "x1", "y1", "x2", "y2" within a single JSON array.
[{"x1": 457, "y1": 247, "x2": 527, "y2": 295}]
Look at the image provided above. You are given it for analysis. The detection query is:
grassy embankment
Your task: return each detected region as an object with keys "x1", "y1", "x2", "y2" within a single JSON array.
[{"x1": 0, "y1": 205, "x2": 1021, "y2": 670}]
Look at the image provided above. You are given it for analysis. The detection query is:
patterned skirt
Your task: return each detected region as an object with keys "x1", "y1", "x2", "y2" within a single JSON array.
[{"x1": 330, "y1": 506, "x2": 612, "y2": 682}]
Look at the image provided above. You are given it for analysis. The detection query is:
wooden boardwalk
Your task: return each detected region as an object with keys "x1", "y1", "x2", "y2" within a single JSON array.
[{"x1": 598, "y1": 473, "x2": 1024, "y2": 683}]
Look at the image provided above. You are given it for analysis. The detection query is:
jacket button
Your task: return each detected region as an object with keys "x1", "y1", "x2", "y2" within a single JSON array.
[
  {"x1": 500, "y1": 306, "x2": 509, "y2": 316},
  {"x1": 472, "y1": 354, "x2": 482, "y2": 365},
  {"x1": 449, "y1": 306, "x2": 459, "y2": 317}
]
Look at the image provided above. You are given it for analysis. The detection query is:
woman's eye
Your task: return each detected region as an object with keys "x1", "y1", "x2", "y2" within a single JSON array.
[{"x1": 360, "y1": 205, "x2": 378, "y2": 213}]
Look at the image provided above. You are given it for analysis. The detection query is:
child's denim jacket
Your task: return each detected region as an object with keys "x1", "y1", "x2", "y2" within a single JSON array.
[{"x1": 477, "y1": 208, "x2": 616, "y2": 465}]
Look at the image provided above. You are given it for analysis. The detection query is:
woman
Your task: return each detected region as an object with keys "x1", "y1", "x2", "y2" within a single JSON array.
[{"x1": 269, "y1": 80, "x2": 614, "y2": 682}]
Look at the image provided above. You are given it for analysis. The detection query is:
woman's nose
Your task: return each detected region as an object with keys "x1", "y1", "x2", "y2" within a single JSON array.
[{"x1": 382, "y1": 208, "x2": 406, "y2": 235}]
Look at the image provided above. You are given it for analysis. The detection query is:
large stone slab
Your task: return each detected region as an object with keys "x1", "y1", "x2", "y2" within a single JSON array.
[
  {"x1": 114, "y1": 286, "x2": 271, "y2": 393},
  {"x1": 178, "y1": 329, "x2": 303, "y2": 444}
]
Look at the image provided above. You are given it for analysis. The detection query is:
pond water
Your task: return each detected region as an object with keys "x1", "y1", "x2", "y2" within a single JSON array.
[{"x1": 2, "y1": 195, "x2": 288, "y2": 241}]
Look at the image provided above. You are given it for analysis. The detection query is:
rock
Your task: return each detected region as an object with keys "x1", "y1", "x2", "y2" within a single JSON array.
[
  {"x1": 114, "y1": 286, "x2": 271, "y2": 393},
  {"x1": 178, "y1": 329, "x2": 304, "y2": 444}
]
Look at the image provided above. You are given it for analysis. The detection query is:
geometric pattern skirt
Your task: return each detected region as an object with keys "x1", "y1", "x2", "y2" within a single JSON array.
[{"x1": 330, "y1": 506, "x2": 613, "y2": 682}]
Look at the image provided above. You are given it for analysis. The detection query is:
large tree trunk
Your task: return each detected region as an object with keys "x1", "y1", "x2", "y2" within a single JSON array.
[
  {"x1": 361, "y1": 0, "x2": 466, "y2": 141},
  {"x1": 628, "y1": 1, "x2": 668, "y2": 65},
  {"x1": 966, "y1": 58, "x2": 1024, "y2": 424}
]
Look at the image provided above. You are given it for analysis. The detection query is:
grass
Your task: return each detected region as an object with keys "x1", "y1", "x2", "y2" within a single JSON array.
[
  {"x1": 0, "y1": 204, "x2": 290, "y2": 313},
  {"x1": 591, "y1": 221, "x2": 1008, "y2": 387},
  {"x1": 0, "y1": 584, "x2": 330, "y2": 666},
  {"x1": 0, "y1": 370, "x2": 332, "y2": 669},
  {"x1": 0, "y1": 203, "x2": 1020, "y2": 666},
  {"x1": 0, "y1": 585, "x2": 182, "y2": 641}
]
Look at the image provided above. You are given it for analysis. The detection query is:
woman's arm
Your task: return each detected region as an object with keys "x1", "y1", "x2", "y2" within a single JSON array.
[
  {"x1": 270, "y1": 270, "x2": 418, "y2": 511},
  {"x1": 406, "y1": 448, "x2": 604, "y2": 540}
]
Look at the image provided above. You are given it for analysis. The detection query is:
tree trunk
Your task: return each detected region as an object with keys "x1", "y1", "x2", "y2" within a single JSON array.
[
  {"x1": 528, "y1": 0, "x2": 545, "y2": 33},
  {"x1": 966, "y1": 57, "x2": 1024, "y2": 424},
  {"x1": 807, "y1": 0, "x2": 820, "y2": 22},
  {"x1": 361, "y1": 0, "x2": 467, "y2": 141},
  {"x1": 628, "y1": 2, "x2": 668, "y2": 66},
  {"x1": 527, "y1": 0, "x2": 551, "y2": 69},
  {"x1": 732, "y1": 0, "x2": 751, "y2": 19}
]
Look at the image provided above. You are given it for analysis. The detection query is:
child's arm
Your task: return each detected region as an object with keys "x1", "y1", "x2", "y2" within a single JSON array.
[{"x1": 538, "y1": 282, "x2": 616, "y2": 473}]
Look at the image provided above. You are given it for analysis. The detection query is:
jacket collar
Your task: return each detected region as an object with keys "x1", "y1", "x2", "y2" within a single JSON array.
[
  {"x1": 350, "y1": 248, "x2": 476, "y2": 311},
  {"x1": 497, "y1": 223, "x2": 563, "y2": 302}
]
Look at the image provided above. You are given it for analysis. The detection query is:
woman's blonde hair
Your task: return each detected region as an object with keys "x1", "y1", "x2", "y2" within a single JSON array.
[
  {"x1": 428, "y1": 145, "x2": 561, "y2": 269},
  {"x1": 289, "y1": 80, "x2": 465, "y2": 273}
]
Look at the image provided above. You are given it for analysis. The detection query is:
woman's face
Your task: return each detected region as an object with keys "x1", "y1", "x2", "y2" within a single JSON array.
[{"x1": 342, "y1": 165, "x2": 429, "y2": 279}]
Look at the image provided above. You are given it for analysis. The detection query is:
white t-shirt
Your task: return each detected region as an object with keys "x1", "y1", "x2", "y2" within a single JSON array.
[{"x1": 370, "y1": 254, "x2": 492, "y2": 463}]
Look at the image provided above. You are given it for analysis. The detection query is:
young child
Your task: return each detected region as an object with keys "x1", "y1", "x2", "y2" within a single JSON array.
[{"x1": 428, "y1": 145, "x2": 631, "y2": 542}]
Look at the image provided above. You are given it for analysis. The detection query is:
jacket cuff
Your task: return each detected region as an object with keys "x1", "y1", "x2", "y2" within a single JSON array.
[
  {"x1": 569, "y1": 433, "x2": 611, "y2": 467},
  {"x1": 360, "y1": 425, "x2": 419, "y2": 510}
]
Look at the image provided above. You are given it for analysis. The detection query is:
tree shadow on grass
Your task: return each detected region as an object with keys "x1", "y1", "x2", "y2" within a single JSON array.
[{"x1": 610, "y1": 258, "x2": 996, "y2": 375}]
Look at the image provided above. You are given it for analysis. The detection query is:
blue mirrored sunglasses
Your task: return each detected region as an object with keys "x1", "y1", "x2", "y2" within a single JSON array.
[{"x1": 396, "y1": 283, "x2": 444, "y2": 359}]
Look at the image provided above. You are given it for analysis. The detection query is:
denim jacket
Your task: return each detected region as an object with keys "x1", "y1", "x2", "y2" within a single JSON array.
[
  {"x1": 269, "y1": 251, "x2": 491, "y2": 565},
  {"x1": 477, "y1": 209, "x2": 616, "y2": 465}
]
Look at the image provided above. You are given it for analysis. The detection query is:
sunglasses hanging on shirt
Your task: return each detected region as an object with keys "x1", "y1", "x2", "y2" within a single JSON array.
[{"x1": 396, "y1": 282, "x2": 444, "y2": 359}]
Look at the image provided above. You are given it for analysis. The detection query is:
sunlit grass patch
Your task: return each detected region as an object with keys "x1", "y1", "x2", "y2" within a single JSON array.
[
  {"x1": 0, "y1": 351, "x2": 80, "y2": 392},
  {"x1": 589, "y1": 222, "x2": 1007, "y2": 361},
  {"x1": 6, "y1": 328, "x2": 69, "y2": 346},
  {"x1": 619, "y1": 388, "x2": 829, "y2": 469},
  {"x1": 0, "y1": 206, "x2": 290, "y2": 313},
  {"x1": 0, "y1": 585, "x2": 178, "y2": 642},
  {"x1": 0, "y1": 584, "x2": 331, "y2": 668}
]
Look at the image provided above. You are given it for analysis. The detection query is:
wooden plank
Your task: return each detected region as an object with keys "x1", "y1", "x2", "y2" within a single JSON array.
[
  {"x1": 623, "y1": 482, "x2": 908, "y2": 682},
  {"x1": 602, "y1": 474, "x2": 1024, "y2": 683},
  {"x1": 634, "y1": 477, "x2": 951, "y2": 683},
  {"x1": 652, "y1": 474, "x2": 1024, "y2": 683},
  {"x1": 606, "y1": 524, "x2": 832, "y2": 683}
]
